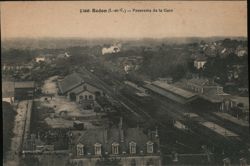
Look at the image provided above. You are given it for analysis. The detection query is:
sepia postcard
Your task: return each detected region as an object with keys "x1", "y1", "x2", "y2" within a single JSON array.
[{"x1": 1, "y1": 1, "x2": 248, "y2": 166}]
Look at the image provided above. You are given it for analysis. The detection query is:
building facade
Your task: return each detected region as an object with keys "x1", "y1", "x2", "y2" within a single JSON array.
[
  {"x1": 58, "y1": 73, "x2": 104, "y2": 109},
  {"x1": 194, "y1": 57, "x2": 207, "y2": 69},
  {"x1": 2, "y1": 81, "x2": 35, "y2": 103},
  {"x1": 67, "y1": 118, "x2": 162, "y2": 166}
]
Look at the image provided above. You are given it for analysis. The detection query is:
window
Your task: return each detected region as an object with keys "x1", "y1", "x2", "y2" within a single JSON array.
[
  {"x1": 85, "y1": 95, "x2": 88, "y2": 100},
  {"x1": 94, "y1": 143, "x2": 102, "y2": 155},
  {"x1": 129, "y1": 142, "x2": 136, "y2": 154},
  {"x1": 112, "y1": 142, "x2": 119, "y2": 154},
  {"x1": 77, "y1": 143, "x2": 84, "y2": 156},
  {"x1": 146, "y1": 141, "x2": 154, "y2": 154},
  {"x1": 79, "y1": 96, "x2": 83, "y2": 100}
]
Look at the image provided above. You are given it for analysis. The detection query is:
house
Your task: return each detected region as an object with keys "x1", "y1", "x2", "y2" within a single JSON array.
[
  {"x1": 194, "y1": 56, "x2": 207, "y2": 69},
  {"x1": 65, "y1": 52, "x2": 71, "y2": 58},
  {"x1": 68, "y1": 118, "x2": 162, "y2": 166},
  {"x1": 35, "y1": 56, "x2": 46, "y2": 63},
  {"x1": 186, "y1": 78, "x2": 224, "y2": 95},
  {"x1": 2, "y1": 81, "x2": 35, "y2": 102},
  {"x1": 124, "y1": 64, "x2": 132, "y2": 74},
  {"x1": 235, "y1": 46, "x2": 247, "y2": 57},
  {"x1": 229, "y1": 96, "x2": 249, "y2": 121},
  {"x1": 102, "y1": 44, "x2": 121, "y2": 55},
  {"x1": 57, "y1": 73, "x2": 104, "y2": 109},
  {"x1": 2, "y1": 81, "x2": 15, "y2": 104},
  {"x1": 14, "y1": 81, "x2": 35, "y2": 100},
  {"x1": 185, "y1": 78, "x2": 231, "y2": 110}
]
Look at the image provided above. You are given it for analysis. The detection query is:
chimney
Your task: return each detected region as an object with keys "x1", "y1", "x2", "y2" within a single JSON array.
[
  {"x1": 147, "y1": 129, "x2": 152, "y2": 139},
  {"x1": 119, "y1": 117, "x2": 124, "y2": 142},
  {"x1": 155, "y1": 127, "x2": 160, "y2": 151},
  {"x1": 38, "y1": 132, "x2": 41, "y2": 140},
  {"x1": 104, "y1": 129, "x2": 108, "y2": 144},
  {"x1": 120, "y1": 130, "x2": 124, "y2": 142},
  {"x1": 119, "y1": 117, "x2": 123, "y2": 129},
  {"x1": 155, "y1": 127, "x2": 159, "y2": 138}
]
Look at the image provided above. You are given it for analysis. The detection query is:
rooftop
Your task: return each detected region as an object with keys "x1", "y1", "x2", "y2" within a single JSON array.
[
  {"x1": 58, "y1": 73, "x2": 83, "y2": 94},
  {"x1": 187, "y1": 78, "x2": 219, "y2": 86},
  {"x1": 71, "y1": 127, "x2": 153, "y2": 155},
  {"x1": 152, "y1": 81, "x2": 196, "y2": 99},
  {"x1": 14, "y1": 81, "x2": 35, "y2": 89},
  {"x1": 144, "y1": 84, "x2": 196, "y2": 104},
  {"x1": 231, "y1": 96, "x2": 249, "y2": 108},
  {"x1": 195, "y1": 56, "x2": 207, "y2": 61},
  {"x1": 58, "y1": 72, "x2": 101, "y2": 94}
]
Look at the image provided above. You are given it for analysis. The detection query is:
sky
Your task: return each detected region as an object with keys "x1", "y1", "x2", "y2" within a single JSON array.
[{"x1": 0, "y1": 1, "x2": 247, "y2": 39}]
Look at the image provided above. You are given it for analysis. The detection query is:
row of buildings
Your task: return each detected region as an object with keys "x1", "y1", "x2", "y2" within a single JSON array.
[
  {"x1": 57, "y1": 73, "x2": 162, "y2": 165},
  {"x1": 68, "y1": 118, "x2": 161, "y2": 166},
  {"x1": 22, "y1": 72, "x2": 163, "y2": 166},
  {"x1": 143, "y1": 77, "x2": 249, "y2": 121}
]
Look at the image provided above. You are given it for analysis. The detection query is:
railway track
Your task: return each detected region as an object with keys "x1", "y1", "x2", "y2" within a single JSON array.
[{"x1": 80, "y1": 67, "x2": 249, "y2": 155}]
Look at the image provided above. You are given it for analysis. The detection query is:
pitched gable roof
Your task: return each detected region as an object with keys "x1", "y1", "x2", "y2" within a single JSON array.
[
  {"x1": 58, "y1": 72, "x2": 102, "y2": 94},
  {"x1": 124, "y1": 128, "x2": 150, "y2": 152},
  {"x1": 58, "y1": 73, "x2": 84, "y2": 94},
  {"x1": 70, "y1": 83, "x2": 102, "y2": 95},
  {"x1": 71, "y1": 127, "x2": 154, "y2": 155}
]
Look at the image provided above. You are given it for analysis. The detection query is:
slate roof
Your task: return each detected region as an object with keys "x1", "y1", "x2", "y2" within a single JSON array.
[
  {"x1": 70, "y1": 83, "x2": 102, "y2": 95},
  {"x1": 124, "y1": 128, "x2": 150, "y2": 152},
  {"x1": 2, "y1": 81, "x2": 15, "y2": 98},
  {"x1": 58, "y1": 73, "x2": 102, "y2": 94},
  {"x1": 144, "y1": 84, "x2": 195, "y2": 104},
  {"x1": 58, "y1": 73, "x2": 84, "y2": 94},
  {"x1": 152, "y1": 81, "x2": 196, "y2": 99},
  {"x1": 71, "y1": 127, "x2": 155, "y2": 155}
]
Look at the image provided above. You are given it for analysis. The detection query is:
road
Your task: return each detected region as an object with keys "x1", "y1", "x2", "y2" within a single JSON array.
[{"x1": 4, "y1": 100, "x2": 31, "y2": 166}]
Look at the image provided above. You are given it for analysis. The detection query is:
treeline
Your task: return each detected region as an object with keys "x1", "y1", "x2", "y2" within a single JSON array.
[
  {"x1": 1, "y1": 49, "x2": 35, "y2": 64},
  {"x1": 138, "y1": 47, "x2": 190, "y2": 81},
  {"x1": 202, "y1": 54, "x2": 248, "y2": 87}
]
